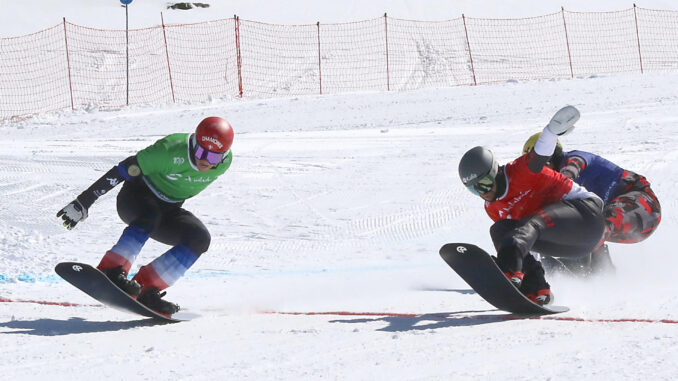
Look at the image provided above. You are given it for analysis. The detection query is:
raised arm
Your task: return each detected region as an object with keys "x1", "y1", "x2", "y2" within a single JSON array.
[{"x1": 527, "y1": 106, "x2": 579, "y2": 173}]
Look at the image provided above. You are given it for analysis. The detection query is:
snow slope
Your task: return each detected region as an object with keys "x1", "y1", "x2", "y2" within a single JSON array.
[
  {"x1": 2, "y1": 71, "x2": 677, "y2": 380},
  {"x1": 1, "y1": 1, "x2": 678, "y2": 380}
]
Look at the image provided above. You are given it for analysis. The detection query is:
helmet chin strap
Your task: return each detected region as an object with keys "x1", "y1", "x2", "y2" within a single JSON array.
[
  {"x1": 188, "y1": 133, "x2": 198, "y2": 165},
  {"x1": 493, "y1": 167, "x2": 507, "y2": 200}
]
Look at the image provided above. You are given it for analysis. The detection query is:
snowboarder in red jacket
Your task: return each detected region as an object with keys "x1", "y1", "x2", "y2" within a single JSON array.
[{"x1": 458, "y1": 106, "x2": 606, "y2": 305}]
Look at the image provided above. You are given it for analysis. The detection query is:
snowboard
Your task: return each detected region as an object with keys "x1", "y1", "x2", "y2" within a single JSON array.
[
  {"x1": 541, "y1": 256, "x2": 578, "y2": 277},
  {"x1": 55, "y1": 262, "x2": 197, "y2": 322},
  {"x1": 439, "y1": 243, "x2": 569, "y2": 315},
  {"x1": 541, "y1": 255, "x2": 594, "y2": 278}
]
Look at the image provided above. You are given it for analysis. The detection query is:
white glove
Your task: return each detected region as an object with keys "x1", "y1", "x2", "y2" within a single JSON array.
[
  {"x1": 546, "y1": 105, "x2": 580, "y2": 136},
  {"x1": 57, "y1": 199, "x2": 88, "y2": 230}
]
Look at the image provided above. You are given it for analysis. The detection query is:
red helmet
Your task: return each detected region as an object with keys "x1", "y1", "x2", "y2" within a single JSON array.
[{"x1": 195, "y1": 117, "x2": 234, "y2": 153}]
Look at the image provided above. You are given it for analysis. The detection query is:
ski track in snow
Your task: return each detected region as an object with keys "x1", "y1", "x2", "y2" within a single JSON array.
[{"x1": 1, "y1": 72, "x2": 678, "y2": 379}]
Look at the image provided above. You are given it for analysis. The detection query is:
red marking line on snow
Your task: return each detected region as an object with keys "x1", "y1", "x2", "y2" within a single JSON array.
[
  {"x1": 544, "y1": 316, "x2": 678, "y2": 324},
  {"x1": 267, "y1": 311, "x2": 678, "y2": 324},
  {"x1": 0, "y1": 296, "x2": 100, "y2": 307},
  {"x1": 267, "y1": 311, "x2": 420, "y2": 318}
]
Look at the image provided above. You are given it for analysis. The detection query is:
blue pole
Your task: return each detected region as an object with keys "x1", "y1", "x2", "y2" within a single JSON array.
[{"x1": 125, "y1": 4, "x2": 129, "y2": 105}]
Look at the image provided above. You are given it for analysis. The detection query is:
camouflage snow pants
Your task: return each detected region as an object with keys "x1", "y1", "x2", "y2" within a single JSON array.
[{"x1": 604, "y1": 171, "x2": 661, "y2": 244}]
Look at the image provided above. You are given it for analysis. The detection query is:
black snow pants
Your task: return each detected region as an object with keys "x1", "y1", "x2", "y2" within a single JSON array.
[
  {"x1": 116, "y1": 179, "x2": 211, "y2": 255},
  {"x1": 490, "y1": 197, "x2": 605, "y2": 273}
]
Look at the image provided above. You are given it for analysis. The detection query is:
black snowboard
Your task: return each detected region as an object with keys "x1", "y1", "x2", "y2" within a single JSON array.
[
  {"x1": 439, "y1": 243, "x2": 569, "y2": 314},
  {"x1": 55, "y1": 262, "x2": 197, "y2": 322}
]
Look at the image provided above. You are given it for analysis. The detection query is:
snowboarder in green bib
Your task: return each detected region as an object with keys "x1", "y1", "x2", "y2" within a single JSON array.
[{"x1": 57, "y1": 117, "x2": 234, "y2": 315}]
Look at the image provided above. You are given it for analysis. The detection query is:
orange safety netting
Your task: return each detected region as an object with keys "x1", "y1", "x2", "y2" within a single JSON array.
[{"x1": 1, "y1": 7, "x2": 677, "y2": 120}]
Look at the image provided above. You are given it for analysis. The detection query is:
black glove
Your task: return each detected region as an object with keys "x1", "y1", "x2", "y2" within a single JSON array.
[{"x1": 57, "y1": 199, "x2": 88, "y2": 230}]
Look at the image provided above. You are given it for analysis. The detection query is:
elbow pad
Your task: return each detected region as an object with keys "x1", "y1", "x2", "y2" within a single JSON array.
[{"x1": 117, "y1": 156, "x2": 142, "y2": 180}]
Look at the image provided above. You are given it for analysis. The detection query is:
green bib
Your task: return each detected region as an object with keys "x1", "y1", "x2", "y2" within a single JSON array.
[{"x1": 136, "y1": 133, "x2": 232, "y2": 202}]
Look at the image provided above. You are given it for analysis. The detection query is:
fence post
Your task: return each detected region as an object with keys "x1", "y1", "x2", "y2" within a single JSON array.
[
  {"x1": 633, "y1": 4, "x2": 644, "y2": 73},
  {"x1": 160, "y1": 13, "x2": 176, "y2": 103},
  {"x1": 125, "y1": 4, "x2": 130, "y2": 105},
  {"x1": 317, "y1": 21, "x2": 322, "y2": 95},
  {"x1": 234, "y1": 15, "x2": 243, "y2": 97},
  {"x1": 62, "y1": 18, "x2": 75, "y2": 110},
  {"x1": 462, "y1": 14, "x2": 477, "y2": 86},
  {"x1": 561, "y1": 7, "x2": 574, "y2": 78},
  {"x1": 384, "y1": 13, "x2": 390, "y2": 91}
]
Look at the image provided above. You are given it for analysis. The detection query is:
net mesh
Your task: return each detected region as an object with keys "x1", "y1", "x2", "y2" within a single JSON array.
[{"x1": 0, "y1": 8, "x2": 675, "y2": 120}]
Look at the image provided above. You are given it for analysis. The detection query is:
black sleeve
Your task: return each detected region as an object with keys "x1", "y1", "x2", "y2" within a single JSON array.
[
  {"x1": 526, "y1": 150, "x2": 550, "y2": 173},
  {"x1": 76, "y1": 155, "x2": 143, "y2": 209}
]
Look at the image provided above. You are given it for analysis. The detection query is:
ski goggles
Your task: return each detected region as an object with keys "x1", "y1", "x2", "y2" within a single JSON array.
[
  {"x1": 465, "y1": 174, "x2": 495, "y2": 196},
  {"x1": 194, "y1": 144, "x2": 226, "y2": 165}
]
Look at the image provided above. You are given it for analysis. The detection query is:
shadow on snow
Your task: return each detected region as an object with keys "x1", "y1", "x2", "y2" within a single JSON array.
[
  {"x1": 329, "y1": 310, "x2": 533, "y2": 331},
  {"x1": 0, "y1": 316, "x2": 169, "y2": 336}
]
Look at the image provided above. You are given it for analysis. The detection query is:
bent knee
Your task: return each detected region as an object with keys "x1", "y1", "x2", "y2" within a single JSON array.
[{"x1": 183, "y1": 227, "x2": 211, "y2": 255}]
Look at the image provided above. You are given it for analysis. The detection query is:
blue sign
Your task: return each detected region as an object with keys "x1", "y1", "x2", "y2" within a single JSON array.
[{"x1": 120, "y1": 0, "x2": 133, "y2": 4}]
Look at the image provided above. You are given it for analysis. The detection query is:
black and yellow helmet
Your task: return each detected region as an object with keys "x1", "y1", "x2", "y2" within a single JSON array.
[{"x1": 522, "y1": 132, "x2": 563, "y2": 155}]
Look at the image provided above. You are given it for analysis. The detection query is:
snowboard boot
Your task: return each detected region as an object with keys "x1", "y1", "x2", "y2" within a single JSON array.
[
  {"x1": 527, "y1": 289, "x2": 552, "y2": 306},
  {"x1": 503, "y1": 271, "x2": 524, "y2": 289},
  {"x1": 590, "y1": 244, "x2": 616, "y2": 276},
  {"x1": 137, "y1": 287, "x2": 180, "y2": 315},
  {"x1": 521, "y1": 263, "x2": 552, "y2": 306},
  {"x1": 103, "y1": 266, "x2": 142, "y2": 297}
]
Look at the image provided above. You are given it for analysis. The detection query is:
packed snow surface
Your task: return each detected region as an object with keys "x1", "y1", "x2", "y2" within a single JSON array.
[
  {"x1": 2, "y1": 71, "x2": 677, "y2": 380},
  {"x1": 1, "y1": 1, "x2": 678, "y2": 380}
]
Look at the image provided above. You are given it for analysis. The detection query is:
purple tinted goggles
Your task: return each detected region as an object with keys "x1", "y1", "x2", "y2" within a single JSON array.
[{"x1": 194, "y1": 144, "x2": 225, "y2": 165}]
